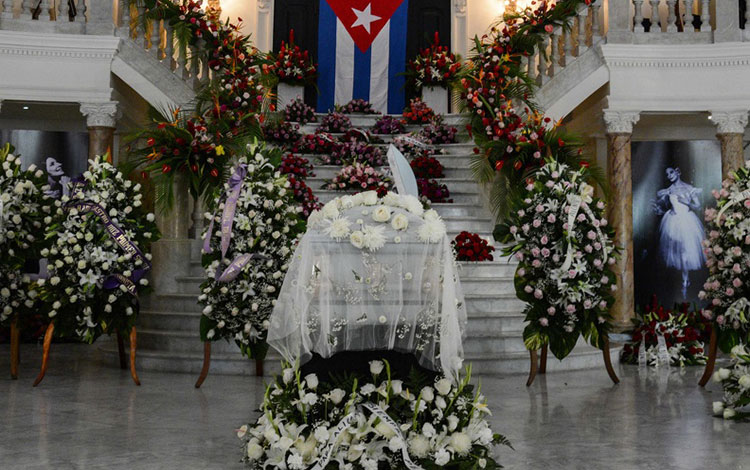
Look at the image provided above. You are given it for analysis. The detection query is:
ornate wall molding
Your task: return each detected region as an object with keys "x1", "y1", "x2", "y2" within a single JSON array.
[
  {"x1": 454, "y1": 0, "x2": 467, "y2": 16},
  {"x1": 603, "y1": 110, "x2": 640, "y2": 134},
  {"x1": 711, "y1": 111, "x2": 749, "y2": 134},
  {"x1": 80, "y1": 101, "x2": 120, "y2": 128}
]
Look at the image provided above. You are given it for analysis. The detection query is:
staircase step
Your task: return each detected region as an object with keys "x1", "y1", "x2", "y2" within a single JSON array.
[
  {"x1": 456, "y1": 260, "x2": 517, "y2": 278},
  {"x1": 464, "y1": 293, "x2": 525, "y2": 314},
  {"x1": 143, "y1": 293, "x2": 201, "y2": 314},
  {"x1": 464, "y1": 331, "x2": 527, "y2": 354},
  {"x1": 136, "y1": 328, "x2": 240, "y2": 354},
  {"x1": 315, "y1": 189, "x2": 482, "y2": 205},
  {"x1": 466, "y1": 313, "x2": 526, "y2": 336},
  {"x1": 310, "y1": 165, "x2": 473, "y2": 181},
  {"x1": 175, "y1": 276, "x2": 204, "y2": 294},
  {"x1": 138, "y1": 310, "x2": 201, "y2": 332},
  {"x1": 459, "y1": 276, "x2": 515, "y2": 295}
]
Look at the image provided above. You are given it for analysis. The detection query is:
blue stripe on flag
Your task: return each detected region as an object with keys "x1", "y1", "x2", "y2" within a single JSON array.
[
  {"x1": 317, "y1": 0, "x2": 337, "y2": 112},
  {"x1": 353, "y1": 46, "x2": 371, "y2": 101},
  {"x1": 387, "y1": 0, "x2": 408, "y2": 114}
]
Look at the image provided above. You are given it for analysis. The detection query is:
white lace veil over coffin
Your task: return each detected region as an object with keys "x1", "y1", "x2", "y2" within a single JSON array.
[
  {"x1": 267, "y1": 203, "x2": 467, "y2": 378},
  {"x1": 387, "y1": 144, "x2": 419, "y2": 198}
]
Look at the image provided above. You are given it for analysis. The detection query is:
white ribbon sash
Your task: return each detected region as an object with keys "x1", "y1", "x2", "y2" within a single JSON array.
[
  {"x1": 310, "y1": 402, "x2": 425, "y2": 470},
  {"x1": 715, "y1": 188, "x2": 750, "y2": 225}
]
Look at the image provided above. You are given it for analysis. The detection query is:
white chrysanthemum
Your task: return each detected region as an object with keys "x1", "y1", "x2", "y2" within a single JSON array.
[
  {"x1": 418, "y1": 219, "x2": 446, "y2": 243},
  {"x1": 423, "y1": 209, "x2": 440, "y2": 222},
  {"x1": 321, "y1": 200, "x2": 339, "y2": 219},
  {"x1": 402, "y1": 195, "x2": 424, "y2": 216},
  {"x1": 450, "y1": 432, "x2": 472, "y2": 455},
  {"x1": 323, "y1": 216, "x2": 351, "y2": 240},
  {"x1": 362, "y1": 224, "x2": 386, "y2": 251},
  {"x1": 371, "y1": 205, "x2": 391, "y2": 223},
  {"x1": 382, "y1": 191, "x2": 401, "y2": 207}
]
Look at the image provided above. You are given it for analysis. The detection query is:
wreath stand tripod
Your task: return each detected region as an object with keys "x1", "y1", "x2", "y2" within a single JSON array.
[
  {"x1": 194, "y1": 341, "x2": 264, "y2": 388},
  {"x1": 698, "y1": 328, "x2": 718, "y2": 387},
  {"x1": 526, "y1": 337, "x2": 620, "y2": 386},
  {"x1": 32, "y1": 324, "x2": 141, "y2": 387}
]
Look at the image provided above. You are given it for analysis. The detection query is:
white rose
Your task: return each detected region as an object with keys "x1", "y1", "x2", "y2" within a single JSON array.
[
  {"x1": 362, "y1": 191, "x2": 379, "y2": 205},
  {"x1": 372, "y1": 205, "x2": 391, "y2": 223},
  {"x1": 447, "y1": 414, "x2": 459, "y2": 431},
  {"x1": 369, "y1": 360, "x2": 384, "y2": 376},
  {"x1": 146, "y1": 213, "x2": 155, "y2": 222},
  {"x1": 350, "y1": 230, "x2": 364, "y2": 249},
  {"x1": 282, "y1": 368, "x2": 295, "y2": 384},
  {"x1": 390, "y1": 380, "x2": 403, "y2": 395},
  {"x1": 391, "y1": 213, "x2": 409, "y2": 231},
  {"x1": 327, "y1": 388, "x2": 346, "y2": 405},
  {"x1": 321, "y1": 201, "x2": 339, "y2": 219},
  {"x1": 375, "y1": 421, "x2": 396, "y2": 438},
  {"x1": 435, "y1": 378, "x2": 452, "y2": 395},
  {"x1": 450, "y1": 432, "x2": 472, "y2": 455},
  {"x1": 718, "y1": 368, "x2": 731, "y2": 380},
  {"x1": 305, "y1": 373, "x2": 319, "y2": 390},
  {"x1": 434, "y1": 448, "x2": 450, "y2": 466},
  {"x1": 420, "y1": 386, "x2": 434, "y2": 402},
  {"x1": 421, "y1": 422, "x2": 435, "y2": 437},
  {"x1": 713, "y1": 401, "x2": 725, "y2": 415},
  {"x1": 739, "y1": 375, "x2": 750, "y2": 389},
  {"x1": 246, "y1": 439, "x2": 264, "y2": 461},
  {"x1": 724, "y1": 408, "x2": 736, "y2": 419}
]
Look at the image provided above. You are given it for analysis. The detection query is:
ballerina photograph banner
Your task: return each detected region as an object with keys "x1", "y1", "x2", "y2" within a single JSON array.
[{"x1": 632, "y1": 141, "x2": 721, "y2": 310}]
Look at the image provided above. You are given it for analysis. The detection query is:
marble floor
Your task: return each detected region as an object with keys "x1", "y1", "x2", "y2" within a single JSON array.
[{"x1": 1, "y1": 344, "x2": 748, "y2": 470}]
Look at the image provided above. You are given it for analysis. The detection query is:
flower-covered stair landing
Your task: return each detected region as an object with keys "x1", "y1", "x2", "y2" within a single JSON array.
[{"x1": 122, "y1": 113, "x2": 618, "y2": 377}]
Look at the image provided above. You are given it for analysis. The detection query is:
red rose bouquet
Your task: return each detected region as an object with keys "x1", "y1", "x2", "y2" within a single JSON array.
[
  {"x1": 271, "y1": 30, "x2": 317, "y2": 86},
  {"x1": 410, "y1": 155, "x2": 445, "y2": 179},
  {"x1": 405, "y1": 32, "x2": 462, "y2": 91},
  {"x1": 372, "y1": 115, "x2": 406, "y2": 135},
  {"x1": 417, "y1": 178, "x2": 452, "y2": 203},
  {"x1": 318, "y1": 111, "x2": 352, "y2": 133},
  {"x1": 337, "y1": 99, "x2": 378, "y2": 114},
  {"x1": 403, "y1": 98, "x2": 436, "y2": 124},
  {"x1": 284, "y1": 97, "x2": 316, "y2": 124},
  {"x1": 452, "y1": 231, "x2": 495, "y2": 262}
]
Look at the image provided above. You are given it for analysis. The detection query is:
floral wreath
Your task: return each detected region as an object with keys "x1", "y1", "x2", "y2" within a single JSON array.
[
  {"x1": 39, "y1": 156, "x2": 160, "y2": 342},
  {"x1": 199, "y1": 147, "x2": 305, "y2": 359},
  {"x1": 700, "y1": 162, "x2": 750, "y2": 352},
  {"x1": 496, "y1": 161, "x2": 618, "y2": 359},
  {"x1": 0, "y1": 145, "x2": 51, "y2": 326}
]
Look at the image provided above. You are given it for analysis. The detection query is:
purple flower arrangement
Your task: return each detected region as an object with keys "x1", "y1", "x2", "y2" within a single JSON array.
[
  {"x1": 417, "y1": 178, "x2": 452, "y2": 203},
  {"x1": 294, "y1": 132, "x2": 336, "y2": 154},
  {"x1": 372, "y1": 115, "x2": 406, "y2": 135},
  {"x1": 339, "y1": 128, "x2": 382, "y2": 144},
  {"x1": 337, "y1": 99, "x2": 379, "y2": 114},
  {"x1": 419, "y1": 120, "x2": 458, "y2": 144},
  {"x1": 284, "y1": 98, "x2": 317, "y2": 125},
  {"x1": 320, "y1": 141, "x2": 386, "y2": 166},
  {"x1": 318, "y1": 111, "x2": 352, "y2": 133},
  {"x1": 262, "y1": 120, "x2": 301, "y2": 146}
]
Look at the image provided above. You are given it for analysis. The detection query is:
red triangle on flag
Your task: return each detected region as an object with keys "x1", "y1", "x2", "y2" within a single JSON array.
[{"x1": 325, "y1": 0, "x2": 406, "y2": 52}]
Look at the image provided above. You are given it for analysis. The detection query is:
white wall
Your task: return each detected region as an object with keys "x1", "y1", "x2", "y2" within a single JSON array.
[{"x1": 467, "y1": 0, "x2": 506, "y2": 43}]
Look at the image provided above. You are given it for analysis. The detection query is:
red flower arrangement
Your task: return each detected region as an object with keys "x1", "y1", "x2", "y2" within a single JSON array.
[
  {"x1": 417, "y1": 178, "x2": 452, "y2": 203},
  {"x1": 420, "y1": 119, "x2": 458, "y2": 145},
  {"x1": 321, "y1": 141, "x2": 386, "y2": 167},
  {"x1": 294, "y1": 132, "x2": 336, "y2": 154},
  {"x1": 402, "y1": 98, "x2": 436, "y2": 124},
  {"x1": 405, "y1": 32, "x2": 462, "y2": 91},
  {"x1": 622, "y1": 296, "x2": 711, "y2": 366},
  {"x1": 323, "y1": 162, "x2": 391, "y2": 194},
  {"x1": 410, "y1": 155, "x2": 445, "y2": 179},
  {"x1": 452, "y1": 231, "x2": 495, "y2": 262},
  {"x1": 279, "y1": 153, "x2": 315, "y2": 179},
  {"x1": 340, "y1": 128, "x2": 382, "y2": 144},
  {"x1": 262, "y1": 120, "x2": 301, "y2": 146},
  {"x1": 271, "y1": 29, "x2": 317, "y2": 86},
  {"x1": 284, "y1": 97, "x2": 317, "y2": 124},
  {"x1": 318, "y1": 111, "x2": 352, "y2": 133},
  {"x1": 286, "y1": 174, "x2": 321, "y2": 219},
  {"x1": 337, "y1": 99, "x2": 379, "y2": 114}
]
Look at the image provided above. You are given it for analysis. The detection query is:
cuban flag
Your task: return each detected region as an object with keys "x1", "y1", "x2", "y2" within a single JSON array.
[{"x1": 317, "y1": 0, "x2": 408, "y2": 114}]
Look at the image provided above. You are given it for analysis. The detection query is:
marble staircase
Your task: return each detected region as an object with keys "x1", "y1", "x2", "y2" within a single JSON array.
[{"x1": 109, "y1": 113, "x2": 618, "y2": 377}]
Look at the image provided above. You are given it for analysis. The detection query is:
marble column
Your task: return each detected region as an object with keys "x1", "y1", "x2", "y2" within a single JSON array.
[
  {"x1": 79, "y1": 102, "x2": 120, "y2": 162},
  {"x1": 711, "y1": 111, "x2": 748, "y2": 179},
  {"x1": 603, "y1": 110, "x2": 640, "y2": 331}
]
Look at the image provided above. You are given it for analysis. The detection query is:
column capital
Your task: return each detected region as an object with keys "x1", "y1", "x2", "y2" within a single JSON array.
[
  {"x1": 79, "y1": 101, "x2": 120, "y2": 128},
  {"x1": 710, "y1": 111, "x2": 749, "y2": 135},
  {"x1": 603, "y1": 110, "x2": 640, "y2": 134},
  {"x1": 453, "y1": 0, "x2": 467, "y2": 15}
]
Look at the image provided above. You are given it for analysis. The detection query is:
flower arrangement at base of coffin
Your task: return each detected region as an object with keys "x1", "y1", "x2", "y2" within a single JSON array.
[
  {"x1": 495, "y1": 161, "x2": 620, "y2": 386},
  {"x1": 196, "y1": 146, "x2": 304, "y2": 385},
  {"x1": 237, "y1": 360, "x2": 511, "y2": 469}
]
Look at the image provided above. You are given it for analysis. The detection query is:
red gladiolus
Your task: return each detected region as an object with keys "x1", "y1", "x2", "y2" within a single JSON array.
[
  {"x1": 495, "y1": 160, "x2": 505, "y2": 171},
  {"x1": 147, "y1": 138, "x2": 156, "y2": 146},
  {"x1": 161, "y1": 164, "x2": 172, "y2": 173},
  {"x1": 210, "y1": 168, "x2": 219, "y2": 178}
]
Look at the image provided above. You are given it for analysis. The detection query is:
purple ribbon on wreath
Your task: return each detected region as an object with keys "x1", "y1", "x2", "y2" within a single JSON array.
[
  {"x1": 65, "y1": 200, "x2": 151, "y2": 296},
  {"x1": 202, "y1": 163, "x2": 268, "y2": 283}
]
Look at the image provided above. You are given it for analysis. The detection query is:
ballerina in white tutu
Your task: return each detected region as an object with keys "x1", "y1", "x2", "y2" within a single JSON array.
[{"x1": 651, "y1": 167, "x2": 706, "y2": 298}]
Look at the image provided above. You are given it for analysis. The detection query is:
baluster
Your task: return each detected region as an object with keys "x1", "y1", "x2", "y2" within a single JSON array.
[
  {"x1": 151, "y1": 19, "x2": 161, "y2": 60},
  {"x1": 200, "y1": 53, "x2": 210, "y2": 85},
  {"x1": 537, "y1": 36, "x2": 548, "y2": 85},
  {"x1": 137, "y1": 4, "x2": 148, "y2": 48},
  {"x1": 649, "y1": 0, "x2": 661, "y2": 32},
  {"x1": 177, "y1": 47, "x2": 189, "y2": 80},
  {"x1": 700, "y1": 0, "x2": 710, "y2": 31},
  {"x1": 563, "y1": 29, "x2": 574, "y2": 66},
  {"x1": 577, "y1": 7, "x2": 588, "y2": 51},
  {"x1": 683, "y1": 0, "x2": 694, "y2": 31},
  {"x1": 549, "y1": 28, "x2": 560, "y2": 77},
  {"x1": 745, "y1": 0, "x2": 749, "y2": 29},
  {"x1": 74, "y1": 0, "x2": 85, "y2": 22},
  {"x1": 633, "y1": 0, "x2": 645, "y2": 32},
  {"x1": 1, "y1": 0, "x2": 12, "y2": 19},
  {"x1": 164, "y1": 23, "x2": 175, "y2": 71},
  {"x1": 190, "y1": 45, "x2": 200, "y2": 89},
  {"x1": 57, "y1": 0, "x2": 69, "y2": 21},
  {"x1": 666, "y1": 0, "x2": 677, "y2": 32},
  {"x1": 121, "y1": 1, "x2": 131, "y2": 34},
  {"x1": 20, "y1": 0, "x2": 33, "y2": 19},
  {"x1": 591, "y1": 0, "x2": 603, "y2": 40},
  {"x1": 37, "y1": 0, "x2": 51, "y2": 20}
]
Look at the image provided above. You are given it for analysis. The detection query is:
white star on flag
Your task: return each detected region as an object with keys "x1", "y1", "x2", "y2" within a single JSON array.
[{"x1": 351, "y1": 3, "x2": 381, "y2": 34}]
